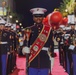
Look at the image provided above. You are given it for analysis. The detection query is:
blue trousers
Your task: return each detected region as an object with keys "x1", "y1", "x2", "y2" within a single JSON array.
[
  {"x1": 29, "y1": 67, "x2": 49, "y2": 75},
  {"x1": 1, "y1": 54, "x2": 7, "y2": 75},
  {"x1": 72, "y1": 54, "x2": 76, "y2": 75},
  {"x1": 66, "y1": 52, "x2": 70, "y2": 74}
]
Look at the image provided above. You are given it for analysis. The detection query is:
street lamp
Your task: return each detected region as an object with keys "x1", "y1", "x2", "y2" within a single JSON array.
[
  {"x1": 21, "y1": 26, "x2": 23, "y2": 28},
  {"x1": 9, "y1": 15, "x2": 13, "y2": 18},
  {"x1": 19, "y1": 23, "x2": 22, "y2": 26},
  {"x1": 65, "y1": 9, "x2": 68, "y2": 13},
  {"x1": 16, "y1": 20, "x2": 19, "y2": 23}
]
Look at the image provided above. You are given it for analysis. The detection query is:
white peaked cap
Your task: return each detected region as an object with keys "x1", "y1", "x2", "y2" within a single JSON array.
[
  {"x1": 8, "y1": 23, "x2": 12, "y2": 26},
  {"x1": 65, "y1": 26, "x2": 71, "y2": 30},
  {"x1": 59, "y1": 25, "x2": 65, "y2": 28},
  {"x1": 5, "y1": 23, "x2": 8, "y2": 26},
  {"x1": 30, "y1": 8, "x2": 47, "y2": 14},
  {"x1": 5, "y1": 23, "x2": 12, "y2": 26},
  {"x1": 0, "y1": 17, "x2": 6, "y2": 24}
]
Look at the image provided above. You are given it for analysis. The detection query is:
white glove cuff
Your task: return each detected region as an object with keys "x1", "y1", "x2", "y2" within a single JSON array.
[{"x1": 22, "y1": 46, "x2": 30, "y2": 55}]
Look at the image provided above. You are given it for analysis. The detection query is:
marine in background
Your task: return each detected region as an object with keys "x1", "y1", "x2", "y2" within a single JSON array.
[{"x1": 0, "y1": 17, "x2": 10, "y2": 75}]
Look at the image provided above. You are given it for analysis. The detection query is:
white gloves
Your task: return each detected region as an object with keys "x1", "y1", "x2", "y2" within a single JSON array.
[{"x1": 22, "y1": 46, "x2": 30, "y2": 55}]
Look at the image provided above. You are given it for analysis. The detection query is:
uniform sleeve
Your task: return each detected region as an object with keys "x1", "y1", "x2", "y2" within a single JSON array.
[
  {"x1": 7, "y1": 32, "x2": 11, "y2": 52},
  {"x1": 22, "y1": 28, "x2": 31, "y2": 54},
  {"x1": 48, "y1": 30, "x2": 54, "y2": 52},
  {"x1": 23, "y1": 28, "x2": 31, "y2": 47}
]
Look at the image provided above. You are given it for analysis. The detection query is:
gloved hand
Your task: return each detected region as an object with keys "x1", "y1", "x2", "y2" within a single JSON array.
[{"x1": 22, "y1": 46, "x2": 30, "y2": 55}]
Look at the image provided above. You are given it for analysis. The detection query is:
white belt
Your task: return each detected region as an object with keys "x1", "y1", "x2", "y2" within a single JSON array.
[
  {"x1": 42, "y1": 47, "x2": 49, "y2": 51},
  {"x1": 0, "y1": 42, "x2": 8, "y2": 44},
  {"x1": 60, "y1": 42, "x2": 64, "y2": 44},
  {"x1": 30, "y1": 45, "x2": 49, "y2": 51}
]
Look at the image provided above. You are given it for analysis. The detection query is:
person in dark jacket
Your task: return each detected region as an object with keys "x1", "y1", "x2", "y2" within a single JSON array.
[
  {"x1": 68, "y1": 23, "x2": 76, "y2": 75},
  {"x1": 0, "y1": 17, "x2": 10, "y2": 75},
  {"x1": 22, "y1": 7, "x2": 53, "y2": 75}
]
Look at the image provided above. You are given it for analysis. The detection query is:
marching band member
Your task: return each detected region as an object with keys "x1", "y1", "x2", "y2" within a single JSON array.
[
  {"x1": 22, "y1": 7, "x2": 53, "y2": 75},
  {"x1": 56, "y1": 25, "x2": 65, "y2": 66},
  {"x1": 68, "y1": 23, "x2": 76, "y2": 75},
  {"x1": 0, "y1": 17, "x2": 10, "y2": 75}
]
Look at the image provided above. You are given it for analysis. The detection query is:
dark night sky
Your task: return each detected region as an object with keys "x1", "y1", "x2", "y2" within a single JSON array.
[{"x1": 15, "y1": 0, "x2": 63, "y2": 27}]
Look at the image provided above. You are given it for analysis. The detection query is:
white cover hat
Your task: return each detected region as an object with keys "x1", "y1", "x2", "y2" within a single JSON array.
[
  {"x1": 65, "y1": 26, "x2": 71, "y2": 30},
  {"x1": 30, "y1": 8, "x2": 47, "y2": 14},
  {"x1": 5, "y1": 23, "x2": 12, "y2": 27},
  {"x1": 59, "y1": 25, "x2": 65, "y2": 28}
]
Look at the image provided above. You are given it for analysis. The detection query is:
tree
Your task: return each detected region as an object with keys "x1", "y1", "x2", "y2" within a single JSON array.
[{"x1": 59, "y1": 0, "x2": 76, "y2": 16}]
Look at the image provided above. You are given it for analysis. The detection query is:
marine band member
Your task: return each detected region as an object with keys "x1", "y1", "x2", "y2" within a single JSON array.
[{"x1": 22, "y1": 8, "x2": 53, "y2": 75}]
